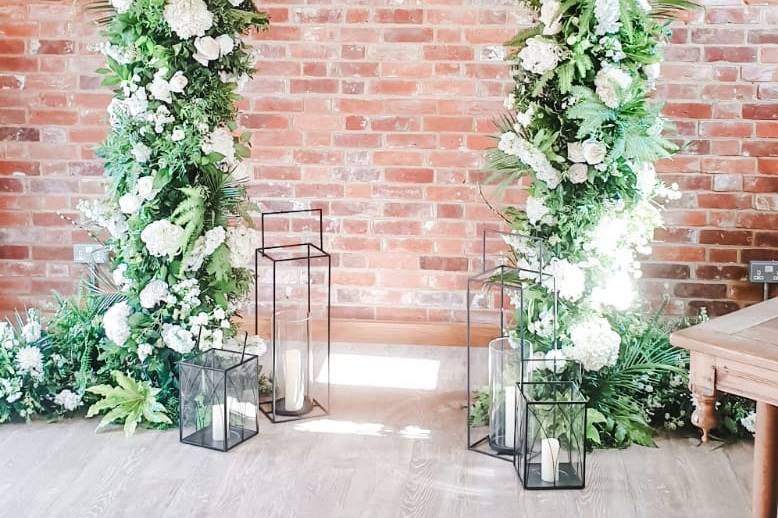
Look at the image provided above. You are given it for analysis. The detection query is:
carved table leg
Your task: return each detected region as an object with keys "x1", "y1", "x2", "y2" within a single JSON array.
[
  {"x1": 752, "y1": 401, "x2": 778, "y2": 518},
  {"x1": 690, "y1": 392, "x2": 718, "y2": 443}
]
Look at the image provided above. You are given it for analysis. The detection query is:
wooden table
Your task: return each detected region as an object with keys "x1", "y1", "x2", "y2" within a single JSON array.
[{"x1": 671, "y1": 298, "x2": 778, "y2": 518}]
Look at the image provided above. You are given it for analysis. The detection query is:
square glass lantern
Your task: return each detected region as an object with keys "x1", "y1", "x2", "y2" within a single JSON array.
[
  {"x1": 467, "y1": 264, "x2": 556, "y2": 462},
  {"x1": 179, "y1": 349, "x2": 260, "y2": 452},
  {"x1": 255, "y1": 209, "x2": 331, "y2": 423},
  {"x1": 514, "y1": 381, "x2": 587, "y2": 490}
]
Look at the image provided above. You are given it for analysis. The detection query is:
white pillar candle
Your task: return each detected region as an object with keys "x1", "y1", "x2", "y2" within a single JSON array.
[
  {"x1": 284, "y1": 349, "x2": 304, "y2": 412},
  {"x1": 504, "y1": 385, "x2": 517, "y2": 450},
  {"x1": 541, "y1": 437, "x2": 560, "y2": 483},
  {"x1": 212, "y1": 404, "x2": 226, "y2": 442}
]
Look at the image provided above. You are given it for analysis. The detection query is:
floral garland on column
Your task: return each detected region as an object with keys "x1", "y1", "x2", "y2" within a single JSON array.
[
  {"x1": 491, "y1": 0, "x2": 691, "y2": 443},
  {"x1": 0, "y1": 0, "x2": 268, "y2": 431}
]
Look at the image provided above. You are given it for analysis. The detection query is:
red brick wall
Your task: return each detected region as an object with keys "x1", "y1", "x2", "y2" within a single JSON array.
[{"x1": 0, "y1": 1, "x2": 776, "y2": 321}]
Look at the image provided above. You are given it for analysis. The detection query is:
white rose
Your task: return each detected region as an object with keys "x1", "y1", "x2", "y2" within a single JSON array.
[
  {"x1": 518, "y1": 37, "x2": 562, "y2": 75},
  {"x1": 582, "y1": 140, "x2": 607, "y2": 165},
  {"x1": 131, "y1": 142, "x2": 151, "y2": 163},
  {"x1": 193, "y1": 36, "x2": 221, "y2": 66},
  {"x1": 171, "y1": 128, "x2": 186, "y2": 142},
  {"x1": 539, "y1": 0, "x2": 563, "y2": 35},
  {"x1": 568, "y1": 163, "x2": 589, "y2": 184},
  {"x1": 136, "y1": 176, "x2": 156, "y2": 200},
  {"x1": 119, "y1": 193, "x2": 142, "y2": 214},
  {"x1": 139, "y1": 279, "x2": 170, "y2": 309},
  {"x1": 567, "y1": 142, "x2": 586, "y2": 163},
  {"x1": 147, "y1": 70, "x2": 172, "y2": 103},
  {"x1": 215, "y1": 34, "x2": 234, "y2": 56},
  {"x1": 110, "y1": 0, "x2": 132, "y2": 13},
  {"x1": 525, "y1": 195, "x2": 551, "y2": 225},
  {"x1": 168, "y1": 71, "x2": 188, "y2": 93}
]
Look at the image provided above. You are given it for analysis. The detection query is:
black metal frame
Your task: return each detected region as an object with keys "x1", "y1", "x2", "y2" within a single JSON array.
[
  {"x1": 513, "y1": 380, "x2": 588, "y2": 490},
  {"x1": 178, "y1": 348, "x2": 260, "y2": 452},
  {"x1": 254, "y1": 209, "x2": 331, "y2": 424}
]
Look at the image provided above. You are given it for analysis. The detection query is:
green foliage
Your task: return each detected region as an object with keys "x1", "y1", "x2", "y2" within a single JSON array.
[
  {"x1": 469, "y1": 387, "x2": 491, "y2": 427},
  {"x1": 87, "y1": 370, "x2": 171, "y2": 436}
]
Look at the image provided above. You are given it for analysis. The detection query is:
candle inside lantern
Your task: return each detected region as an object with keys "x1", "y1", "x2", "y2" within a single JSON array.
[
  {"x1": 284, "y1": 348, "x2": 305, "y2": 412},
  {"x1": 212, "y1": 404, "x2": 227, "y2": 442},
  {"x1": 504, "y1": 385, "x2": 517, "y2": 450},
  {"x1": 541, "y1": 437, "x2": 560, "y2": 483}
]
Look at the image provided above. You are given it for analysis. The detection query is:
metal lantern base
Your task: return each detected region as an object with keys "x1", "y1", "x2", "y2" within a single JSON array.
[
  {"x1": 259, "y1": 397, "x2": 327, "y2": 423},
  {"x1": 181, "y1": 426, "x2": 259, "y2": 453}
]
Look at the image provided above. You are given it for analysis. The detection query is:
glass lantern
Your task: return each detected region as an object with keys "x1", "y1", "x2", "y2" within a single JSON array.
[
  {"x1": 487, "y1": 337, "x2": 522, "y2": 454},
  {"x1": 255, "y1": 209, "x2": 330, "y2": 423},
  {"x1": 514, "y1": 381, "x2": 587, "y2": 489},
  {"x1": 179, "y1": 349, "x2": 260, "y2": 452}
]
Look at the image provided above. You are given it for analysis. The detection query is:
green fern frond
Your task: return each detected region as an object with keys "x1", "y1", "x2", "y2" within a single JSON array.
[{"x1": 171, "y1": 186, "x2": 206, "y2": 251}]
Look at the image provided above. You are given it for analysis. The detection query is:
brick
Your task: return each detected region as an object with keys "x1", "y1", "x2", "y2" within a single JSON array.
[
  {"x1": 674, "y1": 283, "x2": 728, "y2": 299},
  {"x1": 704, "y1": 47, "x2": 756, "y2": 63}
]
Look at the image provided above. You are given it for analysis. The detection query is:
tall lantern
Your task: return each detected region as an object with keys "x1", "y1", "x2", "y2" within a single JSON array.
[{"x1": 255, "y1": 209, "x2": 331, "y2": 423}]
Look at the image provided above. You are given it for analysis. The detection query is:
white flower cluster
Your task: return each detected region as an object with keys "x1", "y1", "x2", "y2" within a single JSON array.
[
  {"x1": 598, "y1": 36, "x2": 625, "y2": 62},
  {"x1": 1, "y1": 378, "x2": 22, "y2": 404},
  {"x1": 162, "y1": 323, "x2": 195, "y2": 354},
  {"x1": 226, "y1": 226, "x2": 259, "y2": 268},
  {"x1": 182, "y1": 226, "x2": 226, "y2": 272},
  {"x1": 163, "y1": 0, "x2": 214, "y2": 40},
  {"x1": 188, "y1": 309, "x2": 231, "y2": 350},
  {"x1": 98, "y1": 42, "x2": 138, "y2": 65},
  {"x1": 514, "y1": 104, "x2": 535, "y2": 128},
  {"x1": 202, "y1": 127, "x2": 237, "y2": 167},
  {"x1": 171, "y1": 278, "x2": 202, "y2": 317},
  {"x1": 644, "y1": 63, "x2": 661, "y2": 91},
  {"x1": 112, "y1": 264, "x2": 131, "y2": 292},
  {"x1": 498, "y1": 132, "x2": 561, "y2": 189},
  {"x1": 140, "y1": 219, "x2": 185, "y2": 258},
  {"x1": 518, "y1": 37, "x2": 563, "y2": 75},
  {"x1": 137, "y1": 342, "x2": 154, "y2": 363},
  {"x1": 110, "y1": 0, "x2": 132, "y2": 14},
  {"x1": 595, "y1": 64, "x2": 633, "y2": 108},
  {"x1": 119, "y1": 174, "x2": 157, "y2": 215},
  {"x1": 543, "y1": 258, "x2": 586, "y2": 301},
  {"x1": 565, "y1": 315, "x2": 620, "y2": 371},
  {"x1": 528, "y1": 307, "x2": 555, "y2": 338},
  {"x1": 594, "y1": 0, "x2": 621, "y2": 35},
  {"x1": 0, "y1": 322, "x2": 16, "y2": 350},
  {"x1": 148, "y1": 68, "x2": 188, "y2": 103},
  {"x1": 525, "y1": 195, "x2": 553, "y2": 226},
  {"x1": 77, "y1": 198, "x2": 128, "y2": 239},
  {"x1": 140, "y1": 279, "x2": 176, "y2": 309},
  {"x1": 193, "y1": 35, "x2": 235, "y2": 66},
  {"x1": 219, "y1": 70, "x2": 250, "y2": 91},
  {"x1": 53, "y1": 389, "x2": 81, "y2": 411},
  {"x1": 21, "y1": 310, "x2": 42, "y2": 343},
  {"x1": 539, "y1": 0, "x2": 562, "y2": 35},
  {"x1": 103, "y1": 301, "x2": 132, "y2": 347},
  {"x1": 16, "y1": 346, "x2": 44, "y2": 380},
  {"x1": 740, "y1": 411, "x2": 756, "y2": 434}
]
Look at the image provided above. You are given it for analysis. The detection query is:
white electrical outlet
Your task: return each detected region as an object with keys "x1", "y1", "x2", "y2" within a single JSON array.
[{"x1": 73, "y1": 244, "x2": 108, "y2": 264}]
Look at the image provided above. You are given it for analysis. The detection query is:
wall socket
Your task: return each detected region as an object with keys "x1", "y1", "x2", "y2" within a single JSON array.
[
  {"x1": 749, "y1": 261, "x2": 778, "y2": 283},
  {"x1": 73, "y1": 244, "x2": 109, "y2": 264}
]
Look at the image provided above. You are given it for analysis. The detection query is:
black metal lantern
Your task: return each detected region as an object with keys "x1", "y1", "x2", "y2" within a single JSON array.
[
  {"x1": 179, "y1": 348, "x2": 260, "y2": 452},
  {"x1": 514, "y1": 380, "x2": 588, "y2": 489},
  {"x1": 255, "y1": 209, "x2": 331, "y2": 423}
]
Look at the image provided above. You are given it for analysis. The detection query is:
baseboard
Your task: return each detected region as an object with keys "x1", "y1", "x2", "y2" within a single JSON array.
[{"x1": 236, "y1": 317, "x2": 498, "y2": 347}]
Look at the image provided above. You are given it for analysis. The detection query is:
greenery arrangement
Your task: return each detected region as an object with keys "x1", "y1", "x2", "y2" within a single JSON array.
[
  {"x1": 0, "y1": 0, "x2": 268, "y2": 434},
  {"x1": 487, "y1": 0, "x2": 755, "y2": 447}
]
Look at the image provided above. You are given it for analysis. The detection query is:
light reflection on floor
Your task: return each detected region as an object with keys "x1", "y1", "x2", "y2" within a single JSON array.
[
  {"x1": 293, "y1": 419, "x2": 432, "y2": 440},
  {"x1": 315, "y1": 353, "x2": 441, "y2": 391}
]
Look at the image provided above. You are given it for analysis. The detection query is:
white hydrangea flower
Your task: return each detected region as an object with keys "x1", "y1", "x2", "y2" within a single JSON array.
[
  {"x1": 497, "y1": 132, "x2": 561, "y2": 189},
  {"x1": 131, "y1": 142, "x2": 152, "y2": 163},
  {"x1": 525, "y1": 195, "x2": 552, "y2": 226},
  {"x1": 568, "y1": 163, "x2": 589, "y2": 184},
  {"x1": 136, "y1": 175, "x2": 156, "y2": 201},
  {"x1": 591, "y1": 271, "x2": 635, "y2": 311},
  {"x1": 582, "y1": 140, "x2": 607, "y2": 165},
  {"x1": 139, "y1": 279, "x2": 172, "y2": 309},
  {"x1": 54, "y1": 389, "x2": 81, "y2": 411},
  {"x1": 202, "y1": 127, "x2": 236, "y2": 165},
  {"x1": 137, "y1": 342, "x2": 154, "y2": 363},
  {"x1": 740, "y1": 411, "x2": 756, "y2": 434},
  {"x1": 140, "y1": 219, "x2": 185, "y2": 258},
  {"x1": 163, "y1": 0, "x2": 214, "y2": 40},
  {"x1": 110, "y1": 0, "x2": 132, "y2": 14},
  {"x1": 594, "y1": 0, "x2": 621, "y2": 35},
  {"x1": 544, "y1": 258, "x2": 586, "y2": 301},
  {"x1": 565, "y1": 315, "x2": 620, "y2": 371},
  {"x1": 16, "y1": 346, "x2": 44, "y2": 378},
  {"x1": 226, "y1": 226, "x2": 258, "y2": 268},
  {"x1": 119, "y1": 193, "x2": 142, "y2": 214},
  {"x1": 539, "y1": 0, "x2": 563, "y2": 35},
  {"x1": 595, "y1": 65, "x2": 633, "y2": 108},
  {"x1": 162, "y1": 323, "x2": 195, "y2": 354},
  {"x1": 103, "y1": 301, "x2": 131, "y2": 347},
  {"x1": 518, "y1": 37, "x2": 563, "y2": 75}
]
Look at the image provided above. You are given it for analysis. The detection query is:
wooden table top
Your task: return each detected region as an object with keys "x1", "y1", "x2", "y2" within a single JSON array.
[{"x1": 671, "y1": 298, "x2": 778, "y2": 372}]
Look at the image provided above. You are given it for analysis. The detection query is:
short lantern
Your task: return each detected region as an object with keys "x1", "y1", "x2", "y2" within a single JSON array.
[
  {"x1": 514, "y1": 381, "x2": 588, "y2": 489},
  {"x1": 179, "y1": 348, "x2": 260, "y2": 452}
]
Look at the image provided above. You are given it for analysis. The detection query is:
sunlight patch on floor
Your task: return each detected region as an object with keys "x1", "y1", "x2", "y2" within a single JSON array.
[
  {"x1": 293, "y1": 419, "x2": 432, "y2": 440},
  {"x1": 315, "y1": 353, "x2": 440, "y2": 390}
]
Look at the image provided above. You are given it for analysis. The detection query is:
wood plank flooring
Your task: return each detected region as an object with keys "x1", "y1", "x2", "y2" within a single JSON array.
[{"x1": 0, "y1": 343, "x2": 753, "y2": 518}]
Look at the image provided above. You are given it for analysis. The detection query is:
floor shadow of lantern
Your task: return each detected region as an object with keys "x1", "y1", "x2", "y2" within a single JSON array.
[{"x1": 254, "y1": 209, "x2": 331, "y2": 423}]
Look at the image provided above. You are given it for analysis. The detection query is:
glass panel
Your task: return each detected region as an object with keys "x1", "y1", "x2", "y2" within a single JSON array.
[{"x1": 274, "y1": 307, "x2": 312, "y2": 416}]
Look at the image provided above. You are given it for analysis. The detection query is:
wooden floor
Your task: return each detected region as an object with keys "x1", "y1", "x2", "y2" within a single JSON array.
[{"x1": 0, "y1": 344, "x2": 754, "y2": 518}]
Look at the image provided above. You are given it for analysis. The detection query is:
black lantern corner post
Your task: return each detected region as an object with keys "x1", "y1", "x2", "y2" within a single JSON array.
[
  {"x1": 255, "y1": 209, "x2": 331, "y2": 423},
  {"x1": 179, "y1": 348, "x2": 260, "y2": 452}
]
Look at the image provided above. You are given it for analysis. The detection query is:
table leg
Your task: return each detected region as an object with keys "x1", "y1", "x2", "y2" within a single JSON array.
[
  {"x1": 753, "y1": 401, "x2": 778, "y2": 518},
  {"x1": 691, "y1": 392, "x2": 718, "y2": 443}
]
